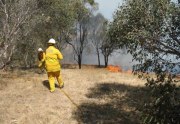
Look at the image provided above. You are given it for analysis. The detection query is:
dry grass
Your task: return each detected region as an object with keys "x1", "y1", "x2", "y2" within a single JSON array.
[{"x1": 0, "y1": 67, "x2": 147, "y2": 124}]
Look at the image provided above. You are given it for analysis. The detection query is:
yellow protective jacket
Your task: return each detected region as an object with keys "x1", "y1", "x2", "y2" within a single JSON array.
[
  {"x1": 45, "y1": 46, "x2": 63, "y2": 72},
  {"x1": 38, "y1": 52, "x2": 45, "y2": 68}
]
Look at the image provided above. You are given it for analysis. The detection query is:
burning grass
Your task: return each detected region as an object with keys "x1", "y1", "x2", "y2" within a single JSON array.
[
  {"x1": 0, "y1": 67, "x2": 147, "y2": 123},
  {"x1": 107, "y1": 65, "x2": 122, "y2": 72}
]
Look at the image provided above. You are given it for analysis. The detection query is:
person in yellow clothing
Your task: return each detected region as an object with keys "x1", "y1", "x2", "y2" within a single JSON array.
[
  {"x1": 38, "y1": 48, "x2": 46, "y2": 71},
  {"x1": 45, "y1": 38, "x2": 64, "y2": 92}
]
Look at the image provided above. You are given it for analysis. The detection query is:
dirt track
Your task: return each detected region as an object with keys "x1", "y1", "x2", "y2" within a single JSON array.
[{"x1": 0, "y1": 68, "x2": 146, "y2": 124}]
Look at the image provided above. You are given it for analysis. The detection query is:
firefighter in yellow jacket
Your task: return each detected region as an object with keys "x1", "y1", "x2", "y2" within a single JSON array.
[
  {"x1": 38, "y1": 48, "x2": 45, "y2": 70},
  {"x1": 45, "y1": 38, "x2": 64, "y2": 92}
]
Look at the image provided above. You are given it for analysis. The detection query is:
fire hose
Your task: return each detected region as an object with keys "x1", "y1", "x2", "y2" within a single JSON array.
[{"x1": 59, "y1": 89, "x2": 83, "y2": 112}]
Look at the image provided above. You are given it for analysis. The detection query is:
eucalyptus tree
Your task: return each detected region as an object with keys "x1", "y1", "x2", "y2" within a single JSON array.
[
  {"x1": 110, "y1": 0, "x2": 180, "y2": 123},
  {"x1": 89, "y1": 13, "x2": 107, "y2": 67},
  {"x1": 35, "y1": 0, "x2": 77, "y2": 50},
  {"x1": 0, "y1": 0, "x2": 38, "y2": 69},
  {"x1": 15, "y1": 0, "x2": 80, "y2": 68},
  {"x1": 101, "y1": 25, "x2": 117, "y2": 67},
  {"x1": 65, "y1": 0, "x2": 97, "y2": 69},
  {"x1": 36, "y1": 0, "x2": 97, "y2": 69}
]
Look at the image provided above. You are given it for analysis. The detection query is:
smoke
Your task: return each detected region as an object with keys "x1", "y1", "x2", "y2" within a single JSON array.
[
  {"x1": 109, "y1": 50, "x2": 135, "y2": 70},
  {"x1": 61, "y1": 45, "x2": 76, "y2": 64},
  {"x1": 61, "y1": 44, "x2": 136, "y2": 70}
]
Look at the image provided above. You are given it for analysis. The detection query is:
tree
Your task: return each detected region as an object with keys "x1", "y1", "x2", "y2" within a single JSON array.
[
  {"x1": 110, "y1": 0, "x2": 180, "y2": 123},
  {"x1": 35, "y1": 0, "x2": 77, "y2": 51},
  {"x1": 13, "y1": 0, "x2": 79, "y2": 68},
  {"x1": 0, "y1": 0, "x2": 37, "y2": 69},
  {"x1": 101, "y1": 22, "x2": 117, "y2": 67},
  {"x1": 65, "y1": 0, "x2": 96, "y2": 69},
  {"x1": 14, "y1": 15, "x2": 42, "y2": 68},
  {"x1": 89, "y1": 13, "x2": 107, "y2": 67},
  {"x1": 101, "y1": 37, "x2": 116, "y2": 67}
]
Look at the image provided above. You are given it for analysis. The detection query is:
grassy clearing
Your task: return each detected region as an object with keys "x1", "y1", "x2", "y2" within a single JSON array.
[{"x1": 0, "y1": 67, "x2": 147, "y2": 124}]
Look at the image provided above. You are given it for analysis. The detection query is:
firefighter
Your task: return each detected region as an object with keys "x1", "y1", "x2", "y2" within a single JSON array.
[
  {"x1": 38, "y1": 48, "x2": 45, "y2": 70},
  {"x1": 45, "y1": 38, "x2": 64, "y2": 92}
]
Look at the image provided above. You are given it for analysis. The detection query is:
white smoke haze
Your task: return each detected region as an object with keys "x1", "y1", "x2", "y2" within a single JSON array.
[
  {"x1": 61, "y1": 45, "x2": 76, "y2": 64},
  {"x1": 61, "y1": 44, "x2": 136, "y2": 70},
  {"x1": 109, "y1": 50, "x2": 135, "y2": 70}
]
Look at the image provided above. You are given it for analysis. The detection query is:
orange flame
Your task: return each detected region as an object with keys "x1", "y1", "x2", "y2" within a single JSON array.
[{"x1": 107, "y1": 65, "x2": 122, "y2": 72}]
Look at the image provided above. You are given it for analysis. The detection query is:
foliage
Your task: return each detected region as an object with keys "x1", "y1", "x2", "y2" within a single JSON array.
[
  {"x1": 0, "y1": 0, "x2": 38, "y2": 69},
  {"x1": 110, "y1": 0, "x2": 180, "y2": 123},
  {"x1": 101, "y1": 22, "x2": 117, "y2": 67},
  {"x1": 36, "y1": 0, "x2": 77, "y2": 50},
  {"x1": 0, "y1": 0, "x2": 100, "y2": 68},
  {"x1": 65, "y1": 0, "x2": 96, "y2": 69},
  {"x1": 142, "y1": 73, "x2": 179, "y2": 124},
  {"x1": 89, "y1": 13, "x2": 107, "y2": 67}
]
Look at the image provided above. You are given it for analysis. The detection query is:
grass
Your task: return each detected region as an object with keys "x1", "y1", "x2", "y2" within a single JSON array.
[{"x1": 0, "y1": 67, "x2": 148, "y2": 124}]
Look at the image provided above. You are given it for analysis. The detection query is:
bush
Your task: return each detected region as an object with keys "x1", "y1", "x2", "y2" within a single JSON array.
[{"x1": 142, "y1": 74, "x2": 180, "y2": 124}]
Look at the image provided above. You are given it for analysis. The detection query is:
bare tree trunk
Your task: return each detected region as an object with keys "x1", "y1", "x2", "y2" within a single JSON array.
[
  {"x1": 103, "y1": 51, "x2": 109, "y2": 68},
  {"x1": 24, "y1": 53, "x2": 28, "y2": 68},
  {"x1": 78, "y1": 55, "x2": 82, "y2": 69},
  {"x1": 0, "y1": 45, "x2": 15, "y2": 70},
  {"x1": 104, "y1": 55, "x2": 108, "y2": 67},
  {"x1": 97, "y1": 49, "x2": 101, "y2": 67}
]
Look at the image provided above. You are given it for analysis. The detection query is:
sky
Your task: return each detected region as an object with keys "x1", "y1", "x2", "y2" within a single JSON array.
[
  {"x1": 94, "y1": 0, "x2": 178, "y2": 20},
  {"x1": 94, "y1": 0, "x2": 123, "y2": 20}
]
